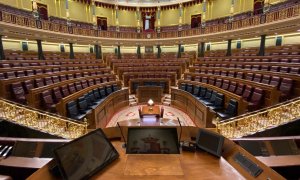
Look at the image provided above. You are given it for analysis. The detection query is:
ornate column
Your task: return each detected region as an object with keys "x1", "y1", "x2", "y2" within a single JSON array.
[
  {"x1": 136, "y1": 7, "x2": 141, "y2": 33},
  {"x1": 157, "y1": 45, "x2": 161, "y2": 59},
  {"x1": 37, "y1": 39, "x2": 45, "y2": 60},
  {"x1": 198, "y1": 42, "x2": 205, "y2": 58},
  {"x1": 229, "y1": 0, "x2": 235, "y2": 23},
  {"x1": 117, "y1": 45, "x2": 121, "y2": 59},
  {"x1": 115, "y1": 5, "x2": 119, "y2": 32},
  {"x1": 156, "y1": 6, "x2": 161, "y2": 33},
  {"x1": 65, "y1": 0, "x2": 71, "y2": 26},
  {"x1": 137, "y1": 45, "x2": 141, "y2": 59},
  {"x1": 258, "y1": 35, "x2": 266, "y2": 56},
  {"x1": 178, "y1": 3, "x2": 183, "y2": 31},
  {"x1": 0, "y1": 36, "x2": 5, "y2": 60},
  {"x1": 226, "y1": 39, "x2": 232, "y2": 56},
  {"x1": 177, "y1": 44, "x2": 182, "y2": 58},
  {"x1": 95, "y1": 44, "x2": 102, "y2": 60},
  {"x1": 202, "y1": 0, "x2": 207, "y2": 28},
  {"x1": 92, "y1": 0, "x2": 97, "y2": 29},
  {"x1": 69, "y1": 43, "x2": 75, "y2": 59}
]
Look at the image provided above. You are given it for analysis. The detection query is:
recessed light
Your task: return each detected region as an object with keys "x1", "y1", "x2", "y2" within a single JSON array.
[{"x1": 297, "y1": 29, "x2": 300, "y2": 32}]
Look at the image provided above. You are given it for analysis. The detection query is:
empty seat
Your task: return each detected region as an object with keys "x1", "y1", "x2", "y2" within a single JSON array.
[
  {"x1": 236, "y1": 72, "x2": 244, "y2": 79},
  {"x1": 35, "y1": 69, "x2": 43, "y2": 75},
  {"x1": 194, "y1": 76, "x2": 201, "y2": 82},
  {"x1": 252, "y1": 65, "x2": 260, "y2": 70},
  {"x1": 260, "y1": 65, "x2": 269, "y2": 71},
  {"x1": 59, "y1": 75, "x2": 67, "y2": 81},
  {"x1": 248, "y1": 88, "x2": 264, "y2": 111},
  {"x1": 245, "y1": 73, "x2": 254, "y2": 81},
  {"x1": 6, "y1": 72, "x2": 16, "y2": 79},
  {"x1": 52, "y1": 76, "x2": 60, "y2": 83},
  {"x1": 253, "y1": 74, "x2": 262, "y2": 83},
  {"x1": 75, "y1": 73, "x2": 82, "y2": 78},
  {"x1": 208, "y1": 77, "x2": 215, "y2": 85},
  {"x1": 201, "y1": 77, "x2": 208, "y2": 84},
  {"x1": 106, "y1": 86, "x2": 113, "y2": 95},
  {"x1": 216, "y1": 99, "x2": 238, "y2": 119},
  {"x1": 221, "y1": 80, "x2": 229, "y2": 90},
  {"x1": 11, "y1": 82, "x2": 26, "y2": 104},
  {"x1": 81, "y1": 80, "x2": 88, "y2": 88},
  {"x1": 179, "y1": 83, "x2": 187, "y2": 91},
  {"x1": 186, "y1": 84, "x2": 193, "y2": 93},
  {"x1": 77, "y1": 96, "x2": 92, "y2": 114},
  {"x1": 61, "y1": 85, "x2": 70, "y2": 97},
  {"x1": 208, "y1": 93, "x2": 224, "y2": 111},
  {"x1": 66, "y1": 101, "x2": 85, "y2": 121},
  {"x1": 290, "y1": 67, "x2": 300, "y2": 74},
  {"x1": 261, "y1": 75, "x2": 271, "y2": 84},
  {"x1": 279, "y1": 67, "x2": 290, "y2": 73},
  {"x1": 242, "y1": 85, "x2": 253, "y2": 101},
  {"x1": 99, "y1": 87, "x2": 106, "y2": 98},
  {"x1": 41, "y1": 90, "x2": 56, "y2": 112},
  {"x1": 16, "y1": 71, "x2": 25, "y2": 77},
  {"x1": 53, "y1": 87, "x2": 63, "y2": 103},
  {"x1": 228, "y1": 71, "x2": 236, "y2": 77},
  {"x1": 23, "y1": 80, "x2": 34, "y2": 94},
  {"x1": 35, "y1": 78, "x2": 45, "y2": 88},
  {"x1": 201, "y1": 90, "x2": 218, "y2": 106},
  {"x1": 269, "y1": 76, "x2": 281, "y2": 88},
  {"x1": 68, "y1": 83, "x2": 76, "y2": 94},
  {"x1": 44, "y1": 77, "x2": 53, "y2": 85},
  {"x1": 279, "y1": 78, "x2": 293, "y2": 101},
  {"x1": 228, "y1": 82, "x2": 237, "y2": 93},
  {"x1": 220, "y1": 71, "x2": 227, "y2": 76},
  {"x1": 192, "y1": 86, "x2": 200, "y2": 96},
  {"x1": 88, "y1": 79, "x2": 95, "y2": 86},
  {"x1": 67, "y1": 74, "x2": 74, "y2": 80},
  {"x1": 270, "y1": 66, "x2": 280, "y2": 72},
  {"x1": 0, "y1": 73, "x2": 5, "y2": 80},
  {"x1": 214, "y1": 70, "x2": 221, "y2": 75},
  {"x1": 199, "y1": 89, "x2": 212, "y2": 101},
  {"x1": 75, "y1": 82, "x2": 83, "y2": 91},
  {"x1": 215, "y1": 79, "x2": 223, "y2": 88},
  {"x1": 95, "y1": 78, "x2": 102, "y2": 84}
]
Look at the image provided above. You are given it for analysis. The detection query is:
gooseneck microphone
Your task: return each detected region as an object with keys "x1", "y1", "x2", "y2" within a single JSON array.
[
  {"x1": 117, "y1": 122, "x2": 127, "y2": 148},
  {"x1": 177, "y1": 117, "x2": 182, "y2": 145}
]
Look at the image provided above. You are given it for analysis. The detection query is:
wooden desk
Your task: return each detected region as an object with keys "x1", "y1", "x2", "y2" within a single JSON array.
[{"x1": 141, "y1": 105, "x2": 161, "y2": 117}]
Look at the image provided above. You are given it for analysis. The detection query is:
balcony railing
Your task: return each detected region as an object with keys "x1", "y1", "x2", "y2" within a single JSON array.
[
  {"x1": 0, "y1": 98, "x2": 87, "y2": 139},
  {"x1": 0, "y1": 4, "x2": 299, "y2": 39},
  {"x1": 215, "y1": 97, "x2": 300, "y2": 139}
]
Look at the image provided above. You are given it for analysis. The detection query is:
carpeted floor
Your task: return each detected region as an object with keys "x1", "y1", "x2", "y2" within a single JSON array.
[{"x1": 106, "y1": 105, "x2": 195, "y2": 127}]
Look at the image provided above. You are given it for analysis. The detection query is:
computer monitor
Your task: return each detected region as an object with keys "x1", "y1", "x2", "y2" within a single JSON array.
[
  {"x1": 196, "y1": 129, "x2": 224, "y2": 157},
  {"x1": 126, "y1": 127, "x2": 180, "y2": 154},
  {"x1": 53, "y1": 129, "x2": 119, "y2": 180}
]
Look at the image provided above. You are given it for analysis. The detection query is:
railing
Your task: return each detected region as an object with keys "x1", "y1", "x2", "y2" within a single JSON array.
[
  {"x1": 215, "y1": 97, "x2": 300, "y2": 139},
  {"x1": 0, "y1": 4, "x2": 299, "y2": 39},
  {"x1": 0, "y1": 98, "x2": 87, "y2": 139}
]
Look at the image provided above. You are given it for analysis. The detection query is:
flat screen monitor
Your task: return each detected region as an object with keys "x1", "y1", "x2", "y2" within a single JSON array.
[
  {"x1": 53, "y1": 129, "x2": 119, "y2": 180},
  {"x1": 196, "y1": 129, "x2": 224, "y2": 157},
  {"x1": 126, "y1": 127, "x2": 180, "y2": 154}
]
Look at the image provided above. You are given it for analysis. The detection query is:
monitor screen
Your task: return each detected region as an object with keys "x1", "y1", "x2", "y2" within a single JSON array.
[
  {"x1": 54, "y1": 129, "x2": 119, "y2": 180},
  {"x1": 196, "y1": 129, "x2": 224, "y2": 157},
  {"x1": 126, "y1": 128, "x2": 180, "y2": 154}
]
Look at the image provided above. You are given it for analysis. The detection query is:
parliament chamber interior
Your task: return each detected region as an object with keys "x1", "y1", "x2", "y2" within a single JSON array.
[{"x1": 0, "y1": 0, "x2": 300, "y2": 179}]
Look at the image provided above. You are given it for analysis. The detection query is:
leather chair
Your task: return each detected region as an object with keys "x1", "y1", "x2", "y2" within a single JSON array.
[
  {"x1": 279, "y1": 78, "x2": 293, "y2": 101},
  {"x1": 75, "y1": 82, "x2": 83, "y2": 91},
  {"x1": 228, "y1": 81, "x2": 237, "y2": 93},
  {"x1": 270, "y1": 66, "x2": 280, "y2": 72},
  {"x1": 81, "y1": 80, "x2": 88, "y2": 88},
  {"x1": 106, "y1": 86, "x2": 113, "y2": 95},
  {"x1": 221, "y1": 80, "x2": 229, "y2": 90},
  {"x1": 279, "y1": 67, "x2": 290, "y2": 73},
  {"x1": 244, "y1": 65, "x2": 252, "y2": 69},
  {"x1": 216, "y1": 99, "x2": 238, "y2": 120},
  {"x1": 0, "y1": 73, "x2": 5, "y2": 80},
  {"x1": 228, "y1": 71, "x2": 236, "y2": 77},
  {"x1": 35, "y1": 69, "x2": 43, "y2": 75},
  {"x1": 214, "y1": 70, "x2": 221, "y2": 75},
  {"x1": 208, "y1": 93, "x2": 224, "y2": 111},
  {"x1": 245, "y1": 73, "x2": 254, "y2": 81},
  {"x1": 52, "y1": 76, "x2": 60, "y2": 83},
  {"x1": 261, "y1": 75, "x2": 271, "y2": 84},
  {"x1": 99, "y1": 87, "x2": 106, "y2": 98},
  {"x1": 102, "y1": 77, "x2": 108, "y2": 83},
  {"x1": 242, "y1": 85, "x2": 253, "y2": 101},
  {"x1": 61, "y1": 85, "x2": 70, "y2": 97},
  {"x1": 236, "y1": 72, "x2": 244, "y2": 79},
  {"x1": 83, "y1": 72, "x2": 89, "y2": 77},
  {"x1": 192, "y1": 86, "x2": 200, "y2": 96},
  {"x1": 113, "y1": 84, "x2": 120, "y2": 92},
  {"x1": 269, "y1": 76, "x2": 281, "y2": 88},
  {"x1": 220, "y1": 71, "x2": 227, "y2": 76},
  {"x1": 179, "y1": 83, "x2": 187, "y2": 91},
  {"x1": 68, "y1": 83, "x2": 76, "y2": 94},
  {"x1": 53, "y1": 87, "x2": 63, "y2": 103},
  {"x1": 66, "y1": 101, "x2": 85, "y2": 121},
  {"x1": 201, "y1": 91, "x2": 217, "y2": 105},
  {"x1": 53, "y1": 68, "x2": 60, "y2": 72},
  {"x1": 77, "y1": 96, "x2": 92, "y2": 114},
  {"x1": 208, "y1": 77, "x2": 215, "y2": 85},
  {"x1": 215, "y1": 79, "x2": 223, "y2": 88},
  {"x1": 35, "y1": 78, "x2": 45, "y2": 88},
  {"x1": 248, "y1": 88, "x2": 264, "y2": 111},
  {"x1": 11, "y1": 82, "x2": 26, "y2": 104},
  {"x1": 194, "y1": 76, "x2": 201, "y2": 82},
  {"x1": 252, "y1": 65, "x2": 260, "y2": 70},
  {"x1": 6, "y1": 72, "x2": 16, "y2": 79},
  {"x1": 41, "y1": 90, "x2": 56, "y2": 113},
  {"x1": 186, "y1": 84, "x2": 193, "y2": 94},
  {"x1": 199, "y1": 89, "x2": 212, "y2": 101},
  {"x1": 88, "y1": 79, "x2": 95, "y2": 86},
  {"x1": 16, "y1": 71, "x2": 25, "y2": 77},
  {"x1": 253, "y1": 74, "x2": 262, "y2": 83},
  {"x1": 185, "y1": 75, "x2": 192, "y2": 80},
  {"x1": 23, "y1": 80, "x2": 34, "y2": 94},
  {"x1": 44, "y1": 77, "x2": 53, "y2": 85},
  {"x1": 59, "y1": 75, "x2": 67, "y2": 82},
  {"x1": 201, "y1": 77, "x2": 208, "y2": 84},
  {"x1": 290, "y1": 67, "x2": 300, "y2": 74},
  {"x1": 67, "y1": 74, "x2": 74, "y2": 80},
  {"x1": 44, "y1": 69, "x2": 53, "y2": 74},
  {"x1": 75, "y1": 73, "x2": 82, "y2": 78},
  {"x1": 25, "y1": 70, "x2": 34, "y2": 76},
  {"x1": 60, "y1": 67, "x2": 67, "y2": 71},
  {"x1": 95, "y1": 78, "x2": 102, "y2": 84},
  {"x1": 207, "y1": 70, "x2": 213, "y2": 75}
]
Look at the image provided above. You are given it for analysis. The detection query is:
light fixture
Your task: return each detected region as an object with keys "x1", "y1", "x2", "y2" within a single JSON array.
[{"x1": 148, "y1": 99, "x2": 154, "y2": 106}]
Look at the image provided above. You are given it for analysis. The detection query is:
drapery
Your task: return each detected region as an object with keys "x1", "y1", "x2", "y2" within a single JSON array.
[{"x1": 142, "y1": 12, "x2": 156, "y2": 32}]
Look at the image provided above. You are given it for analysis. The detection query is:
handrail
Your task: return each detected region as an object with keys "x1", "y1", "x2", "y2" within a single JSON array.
[
  {"x1": 0, "y1": 98, "x2": 87, "y2": 139},
  {"x1": 215, "y1": 97, "x2": 300, "y2": 139},
  {"x1": 0, "y1": 4, "x2": 299, "y2": 39}
]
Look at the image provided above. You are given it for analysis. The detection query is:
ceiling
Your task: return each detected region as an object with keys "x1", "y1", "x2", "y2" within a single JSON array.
[{"x1": 96, "y1": 0, "x2": 194, "y2": 7}]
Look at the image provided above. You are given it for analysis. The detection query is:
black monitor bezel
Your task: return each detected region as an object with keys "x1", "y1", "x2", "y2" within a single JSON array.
[
  {"x1": 126, "y1": 127, "x2": 180, "y2": 154},
  {"x1": 195, "y1": 129, "x2": 224, "y2": 158},
  {"x1": 53, "y1": 128, "x2": 119, "y2": 180}
]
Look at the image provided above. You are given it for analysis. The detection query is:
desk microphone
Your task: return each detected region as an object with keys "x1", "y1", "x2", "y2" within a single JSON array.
[
  {"x1": 117, "y1": 122, "x2": 127, "y2": 148},
  {"x1": 177, "y1": 117, "x2": 182, "y2": 145}
]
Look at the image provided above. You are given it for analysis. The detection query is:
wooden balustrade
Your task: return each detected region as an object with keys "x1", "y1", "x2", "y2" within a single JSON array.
[
  {"x1": 129, "y1": 78, "x2": 170, "y2": 94},
  {"x1": 123, "y1": 72, "x2": 177, "y2": 86}
]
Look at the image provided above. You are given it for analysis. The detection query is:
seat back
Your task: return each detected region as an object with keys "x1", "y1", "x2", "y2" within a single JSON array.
[
  {"x1": 44, "y1": 77, "x2": 53, "y2": 85},
  {"x1": 68, "y1": 83, "x2": 76, "y2": 94},
  {"x1": 186, "y1": 84, "x2": 193, "y2": 93},
  {"x1": 75, "y1": 82, "x2": 83, "y2": 91},
  {"x1": 228, "y1": 81, "x2": 237, "y2": 93},
  {"x1": 249, "y1": 88, "x2": 264, "y2": 105},
  {"x1": 225, "y1": 99, "x2": 238, "y2": 117},
  {"x1": 53, "y1": 87, "x2": 63, "y2": 103},
  {"x1": 214, "y1": 93, "x2": 224, "y2": 107},
  {"x1": 242, "y1": 85, "x2": 253, "y2": 100},
  {"x1": 245, "y1": 73, "x2": 254, "y2": 81},
  {"x1": 61, "y1": 85, "x2": 70, "y2": 97},
  {"x1": 78, "y1": 96, "x2": 89, "y2": 112},
  {"x1": 67, "y1": 101, "x2": 79, "y2": 118},
  {"x1": 41, "y1": 90, "x2": 54, "y2": 106},
  {"x1": 253, "y1": 74, "x2": 262, "y2": 83},
  {"x1": 221, "y1": 80, "x2": 229, "y2": 90},
  {"x1": 81, "y1": 80, "x2": 88, "y2": 88},
  {"x1": 279, "y1": 78, "x2": 293, "y2": 95},
  {"x1": 23, "y1": 80, "x2": 34, "y2": 94},
  {"x1": 193, "y1": 86, "x2": 200, "y2": 96},
  {"x1": 261, "y1": 75, "x2": 271, "y2": 84},
  {"x1": 269, "y1": 76, "x2": 281, "y2": 88}
]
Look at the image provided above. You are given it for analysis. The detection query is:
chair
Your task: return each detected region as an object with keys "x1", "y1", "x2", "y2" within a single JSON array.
[
  {"x1": 106, "y1": 86, "x2": 113, "y2": 95},
  {"x1": 113, "y1": 84, "x2": 120, "y2": 92},
  {"x1": 221, "y1": 80, "x2": 229, "y2": 90},
  {"x1": 59, "y1": 75, "x2": 67, "y2": 81},
  {"x1": 53, "y1": 87, "x2": 63, "y2": 103},
  {"x1": 216, "y1": 99, "x2": 238, "y2": 119},
  {"x1": 75, "y1": 82, "x2": 83, "y2": 91},
  {"x1": 269, "y1": 76, "x2": 281, "y2": 88},
  {"x1": 61, "y1": 85, "x2": 70, "y2": 97},
  {"x1": 253, "y1": 74, "x2": 262, "y2": 83},
  {"x1": 35, "y1": 78, "x2": 45, "y2": 88},
  {"x1": 208, "y1": 77, "x2": 215, "y2": 85},
  {"x1": 242, "y1": 85, "x2": 253, "y2": 101},
  {"x1": 290, "y1": 67, "x2": 300, "y2": 74},
  {"x1": 279, "y1": 67, "x2": 290, "y2": 73},
  {"x1": 201, "y1": 91, "x2": 217, "y2": 105},
  {"x1": 260, "y1": 65, "x2": 269, "y2": 71},
  {"x1": 261, "y1": 75, "x2": 271, "y2": 84},
  {"x1": 236, "y1": 72, "x2": 244, "y2": 79},
  {"x1": 77, "y1": 96, "x2": 92, "y2": 114},
  {"x1": 81, "y1": 80, "x2": 88, "y2": 88},
  {"x1": 194, "y1": 76, "x2": 201, "y2": 82},
  {"x1": 270, "y1": 66, "x2": 280, "y2": 72},
  {"x1": 248, "y1": 88, "x2": 264, "y2": 111},
  {"x1": 228, "y1": 71, "x2": 236, "y2": 77},
  {"x1": 197, "y1": 87, "x2": 207, "y2": 99},
  {"x1": 245, "y1": 73, "x2": 254, "y2": 81},
  {"x1": 6, "y1": 72, "x2": 16, "y2": 79},
  {"x1": 66, "y1": 101, "x2": 85, "y2": 121},
  {"x1": 67, "y1": 74, "x2": 74, "y2": 80},
  {"x1": 192, "y1": 86, "x2": 200, "y2": 96},
  {"x1": 88, "y1": 79, "x2": 95, "y2": 86},
  {"x1": 99, "y1": 87, "x2": 106, "y2": 98},
  {"x1": 279, "y1": 78, "x2": 293, "y2": 101},
  {"x1": 41, "y1": 90, "x2": 56, "y2": 112},
  {"x1": 102, "y1": 77, "x2": 108, "y2": 83},
  {"x1": 199, "y1": 89, "x2": 212, "y2": 101},
  {"x1": 11, "y1": 82, "x2": 26, "y2": 104},
  {"x1": 44, "y1": 77, "x2": 53, "y2": 85},
  {"x1": 23, "y1": 80, "x2": 34, "y2": 94},
  {"x1": 208, "y1": 93, "x2": 224, "y2": 111},
  {"x1": 186, "y1": 84, "x2": 193, "y2": 94},
  {"x1": 228, "y1": 81, "x2": 237, "y2": 93},
  {"x1": 25, "y1": 70, "x2": 34, "y2": 76},
  {"x1": 52, "y1": 76, "x2": 60, "y2": 83},
  {"x1": 0, "y1": 73, "x2": 5, "y2": 80},
  {"x1": 215, "y1": 78, "x2": 223, "y2": 88},
  {"x1": 201, "y1": 77, "x2": 208, "y2": 84},
  {"x1": 179, "y1": 83, "x2": 187, "y2": 91},
  {"x1": 93, "y1": 89, "x2": 103, "y2": 103},
  {"x1": 68, "y1": 83, "x2": 76, "y2": 94},
  {"x1": 75, "y1": 73, "x2": 82, "y2": 78},
  {"x1": 95, "y1": 78, "x2": 102, "y2": 84}
]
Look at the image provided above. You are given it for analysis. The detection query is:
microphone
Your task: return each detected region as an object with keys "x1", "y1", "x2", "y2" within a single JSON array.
[
  {"x1": 117, "y1": 122, "x2": 127, "y2": 148},
  {"x1": 177, "y1": 117, "x2": 182, "y2": 145}
]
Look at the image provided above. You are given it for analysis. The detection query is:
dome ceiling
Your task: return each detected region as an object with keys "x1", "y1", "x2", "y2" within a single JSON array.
[{"x1": 96, "y1": 0, "x2": 196, "y2": 7}]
